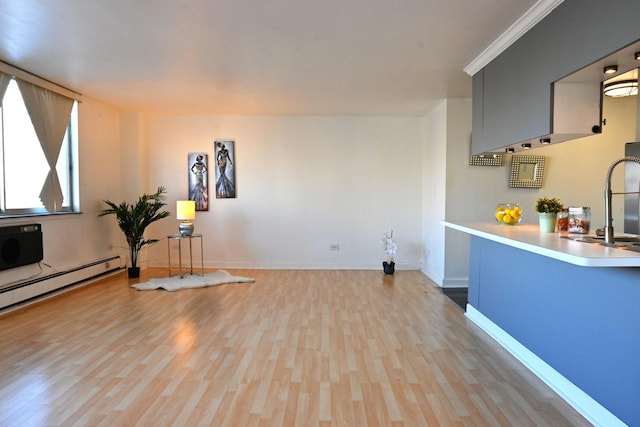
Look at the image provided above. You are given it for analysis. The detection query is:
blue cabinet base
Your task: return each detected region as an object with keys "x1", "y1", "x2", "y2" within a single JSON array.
[{"x1": 468, "y1": 236, "x2": 638, "y2": 426}]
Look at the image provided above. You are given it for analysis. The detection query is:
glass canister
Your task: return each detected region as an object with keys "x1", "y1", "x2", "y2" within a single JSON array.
[
  {"x1": 494, "y1": 203, "x2": 522, "y2": 225},
  {"x1": 556, "y1": 209, "x2": 569, "y2": 232},
  {"x1": 568, "y1": 207, "x2": 591, "y2": 234}
]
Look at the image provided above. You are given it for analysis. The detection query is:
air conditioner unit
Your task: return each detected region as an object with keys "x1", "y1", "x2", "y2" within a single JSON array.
[{"x1": 0, "y1": 224, "x2": 43, "y2": 271}]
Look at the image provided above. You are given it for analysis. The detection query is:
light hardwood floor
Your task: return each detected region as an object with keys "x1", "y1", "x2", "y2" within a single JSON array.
[{"x1": 0, "y1": 269, "x2": 590, "y2": 426}]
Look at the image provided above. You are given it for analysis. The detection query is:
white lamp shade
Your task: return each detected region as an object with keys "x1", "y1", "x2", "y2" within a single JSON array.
[{"x1": 176, "y1": 200, "x2": 196, "y2": 220}]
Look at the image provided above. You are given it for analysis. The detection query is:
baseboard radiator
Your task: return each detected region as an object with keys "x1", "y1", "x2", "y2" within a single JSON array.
[{"x1": 0, "y1": 256, "x2": 124, "y2": 310}]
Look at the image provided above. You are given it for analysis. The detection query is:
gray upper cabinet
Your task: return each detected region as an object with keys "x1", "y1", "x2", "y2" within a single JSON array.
[
  {"x1": 471, "y1": 70, "x2": 484, "y2": 147},
  {"x1": 471, "y1": 0, "x2": 640, "y2": 155}
]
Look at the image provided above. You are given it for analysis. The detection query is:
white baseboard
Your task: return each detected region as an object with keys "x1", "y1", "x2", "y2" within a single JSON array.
[
  {"x1": 150, "y1": 260, "x2": 424, "y2": 271},
  {"x1": 465, "y1": 305, "x2": 625, "y2": 427},
  {"x1": 441, "y1": 278, "x2": 468, "y2": 288}
]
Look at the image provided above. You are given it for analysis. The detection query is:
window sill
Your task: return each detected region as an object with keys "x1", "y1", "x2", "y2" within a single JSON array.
[{"x1": 0, "y1": 211, "x2": 82, "y2": 219}]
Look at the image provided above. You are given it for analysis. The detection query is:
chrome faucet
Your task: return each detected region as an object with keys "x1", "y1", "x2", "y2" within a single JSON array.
[{"x1": 604, "y1": 156, "x2": 640, "y2": 244}]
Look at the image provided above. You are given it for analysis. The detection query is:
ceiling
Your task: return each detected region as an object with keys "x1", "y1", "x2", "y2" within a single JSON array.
[{"x1": 0, "y1": 0, "x2": 536, "y2": 116}]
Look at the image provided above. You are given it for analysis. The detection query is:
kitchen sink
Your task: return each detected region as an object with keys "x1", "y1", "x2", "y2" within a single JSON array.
[{"x1": 561, "y1": 234, "x2": 640, "y2": 252}]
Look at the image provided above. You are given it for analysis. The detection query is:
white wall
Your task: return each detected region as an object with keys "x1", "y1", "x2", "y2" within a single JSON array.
[
  {"x1": 460, "y1": 94, "x2": 636, "y2": 232},
  {"x1": 119, "y1": 112, "x2": 149, "y2": 201},
  {"x1": 3, "y1": 92, "x2": 632, "y2": 288},
  {"x1": 443, "y1": 99, "x2": 474, "y2": 287},
  {"x1": 139, "y1": 115, "x2": 425, "y2": 270},
  {"x1": 422, "y1": 98, "x2": 513, "y2": 287},
  {"x1": 421, "y1": 100, "x2": 447, "y2": 284},
  {"x1": 523, "y1": 95, "x2": 637, "y2": 229}
]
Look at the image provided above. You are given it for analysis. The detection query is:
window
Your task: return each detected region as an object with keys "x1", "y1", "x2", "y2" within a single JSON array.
[{"x1": 0, "y1": 75, "x2": 78, "y2": 216}]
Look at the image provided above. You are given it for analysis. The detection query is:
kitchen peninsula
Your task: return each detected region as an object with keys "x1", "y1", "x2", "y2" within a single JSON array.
[{"x1": 444, "y1": 221, "x2": 639, "y2": 427}]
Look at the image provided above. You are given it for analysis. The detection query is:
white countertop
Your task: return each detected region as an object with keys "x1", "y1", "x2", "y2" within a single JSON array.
[{"x1": 443, "y1": 221, "x2": 640, "y2": 267}]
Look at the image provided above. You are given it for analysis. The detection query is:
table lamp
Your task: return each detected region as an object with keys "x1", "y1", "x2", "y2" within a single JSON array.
[{"x1": 176, "y1": 200, "x2": 196, "y2": 236}]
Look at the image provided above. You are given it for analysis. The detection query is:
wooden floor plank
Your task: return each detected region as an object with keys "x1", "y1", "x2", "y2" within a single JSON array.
[{"x1": 0, "y1": 268, "x2": 590, "y2": 426}]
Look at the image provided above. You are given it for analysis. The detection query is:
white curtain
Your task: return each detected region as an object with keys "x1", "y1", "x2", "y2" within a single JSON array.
[
  {"x1": 0, "y1": 72, "x2": 10, "y2": 103},
  {"x1": 16, "y1": 79, "x2": 74, "y2": 212}
]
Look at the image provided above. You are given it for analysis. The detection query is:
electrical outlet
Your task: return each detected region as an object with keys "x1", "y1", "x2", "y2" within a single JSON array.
[{"x1": 330, "y1": 244, "x2": 340, "y2": 251}]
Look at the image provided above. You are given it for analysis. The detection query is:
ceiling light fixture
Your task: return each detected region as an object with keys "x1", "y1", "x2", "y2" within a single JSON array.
[
  {"x1": 540, "y1": 138, "x2": 551, "y2": 144},
  {"x1": 521, "y1": 143, "x2": 532, "y2": 149},
  {"x1": 635, "y1": 51, "x2": 640, "y2": 61},
  {"x1": 603, "y1": 79, "x2": 638, "y2": 97},
  {"x1": 505, "y1": 147, "x2": 515, "y2": 153},
  {"x1": 603, "y1": 65, "x2": 618, "y2": 74}
]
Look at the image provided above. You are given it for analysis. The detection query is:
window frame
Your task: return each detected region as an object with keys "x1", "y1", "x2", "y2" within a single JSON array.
[{"x1": 0, "y1": 76, "x2": 79, "y2": 217}]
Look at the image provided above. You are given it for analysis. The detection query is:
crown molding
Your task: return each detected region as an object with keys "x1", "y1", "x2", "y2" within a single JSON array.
[{"x1": 464, "y1": 0, "x2": 564, "y2": 76}]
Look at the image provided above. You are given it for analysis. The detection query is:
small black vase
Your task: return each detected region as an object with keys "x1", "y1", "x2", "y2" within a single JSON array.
[
  {"x1": 128, "y1": 267, "x2": 140, "y2": 278},
  {"x1": 382, "y1": 261, "x2": 395, "y2": 275}
]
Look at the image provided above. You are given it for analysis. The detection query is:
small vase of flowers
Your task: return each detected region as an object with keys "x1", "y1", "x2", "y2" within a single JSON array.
[
  {"x1": 381, "y1": 230, "x2": 397, "y2": 274},
  {"x1": 534, "y1": 197, "x2": 564, "y2": 233}
]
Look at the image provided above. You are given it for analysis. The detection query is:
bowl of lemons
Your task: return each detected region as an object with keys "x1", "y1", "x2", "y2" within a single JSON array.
[{"x1": 495, "y1": 203, "x2": 522, "y2": 225}]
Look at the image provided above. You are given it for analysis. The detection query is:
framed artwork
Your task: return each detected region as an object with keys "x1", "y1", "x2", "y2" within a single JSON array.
[
  {"x1": 509, "y1": 155, "x2": 545, "y2": 188},
  {"x1": 188, "y1": 152, "x2": 209, "y2": 211},
  {"x1": 214, "y1": 140, "x2": 236, "y2": 198}
]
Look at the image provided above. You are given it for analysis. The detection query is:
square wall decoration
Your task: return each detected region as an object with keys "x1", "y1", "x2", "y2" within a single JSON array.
[
  {"x1": 214, "y1": 140, "x2": 236, "y2": 198},
  {"x1": 509, "y1": 155, "x2": 545, "y2": 188},
  {"x1": 188, "y1": 152, "x2": 209, "y2": 211}
]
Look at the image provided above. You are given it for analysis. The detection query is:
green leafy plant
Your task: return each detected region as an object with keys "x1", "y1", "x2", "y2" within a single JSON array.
[
  {"x1": 98, "y1": 187, "x2": 170, "y2": 272},
  {"x1": 534, "y1": 196, "x2": 564, "y2": 213}
]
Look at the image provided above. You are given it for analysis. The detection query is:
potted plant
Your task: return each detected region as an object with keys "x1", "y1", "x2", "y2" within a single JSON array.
[
  {"x1": 381, "y1": 230, "x2": 397, "y2": 274},
  {"x1": 98, "y1": 187, "x2": 170, "y2": 278},
  {"x1": 534, "y1": 196, "x2": 563, "y2": 233}
]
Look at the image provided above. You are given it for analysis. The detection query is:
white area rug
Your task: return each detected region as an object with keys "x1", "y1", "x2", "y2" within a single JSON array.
[{"x1": 132, "y1": 269, "x2": 255, "y2": 292}]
